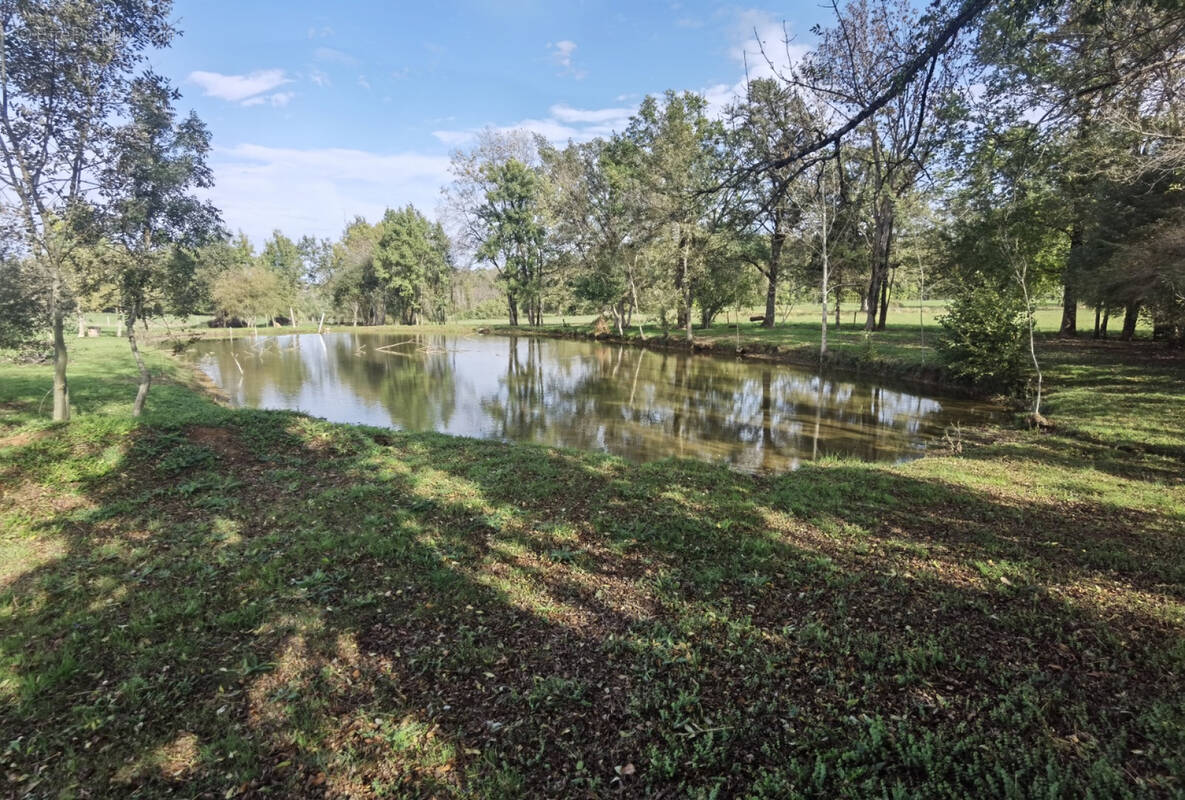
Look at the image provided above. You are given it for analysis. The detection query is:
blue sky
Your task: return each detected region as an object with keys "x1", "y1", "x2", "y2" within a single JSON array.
[{"x1": 150, "y1": 1, "x2": 830, "y2": 244}]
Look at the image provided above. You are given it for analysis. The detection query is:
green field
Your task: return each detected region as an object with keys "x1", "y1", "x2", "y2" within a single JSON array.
[{"x1": 1, "y1": 329, "x2": 1182, "y2": 797}]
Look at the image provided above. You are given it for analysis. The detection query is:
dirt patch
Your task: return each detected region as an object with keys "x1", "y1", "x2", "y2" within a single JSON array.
[
  {"x1": 187, "y1": 425, "x2": 249, "y2": 462},
  {"x1": 0, "y1": 479, "x2": 92, "y2": 516},
  {"x1": 0, "y1": 429, "x2": 48, "y2": 449}
]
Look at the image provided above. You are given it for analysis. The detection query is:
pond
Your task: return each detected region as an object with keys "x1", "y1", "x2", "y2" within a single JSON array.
[{"x1": 186, "y1": 332, "x2": 998, "y2": 472}]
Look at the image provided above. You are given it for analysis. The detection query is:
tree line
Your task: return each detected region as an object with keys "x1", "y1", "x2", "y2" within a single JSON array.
[
  {"x1": 2, "y1": 0, "x2": 1182, "y2": 423},
  {"x1": 439, "y1": 0, "x2": 1184, "y2": 354}
]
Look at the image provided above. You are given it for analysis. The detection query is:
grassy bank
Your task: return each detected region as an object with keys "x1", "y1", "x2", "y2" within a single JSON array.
[{"x1": 1, "y1": 336, "x2": 1183, "y2": 798}]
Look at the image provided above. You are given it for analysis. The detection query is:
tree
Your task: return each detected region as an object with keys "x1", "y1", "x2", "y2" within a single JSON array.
[
  {"x1": 541, "y1": 135, "x2": 651, "y2": 335},
  {"x1": 626, "y1": 90, "x2": 726, "y2": 341},
  {"x1": 329, "y1": 216, "x2": 383, "y2": 325},
  {"x1": 0, "y1": 0, "x2": 176, "y2": 420},
  {"x1": 0, "y1": 253, "x2": 47, "y2": 349},
  {"x1": 212, "y1": 265, "x2": 282, "y2": 334},
  {"x1": 102, "y1": 73, "x2": 220, "y2": 415},
  {"x1": 474, "y1": 158, "x2": 547, "y2": 325},
  {"x1": 193, "y1": 232, "x2": 255, "y2": 315},
  {"x1": 1109, "y1": 208, "x2": 1185, "y2": 344},
  {"x1": 258, "y1": 230, "x2": 302, "y2": 324},
  {"x1": 937, "y1": 282, "x2": 1030, "y2": 394},
  {"x1": 965, "y1": 0, "x2": 1185, "y2": 335},
  {"x1": 373, "y1": 205, "x2": 453, "y2": 325},
  {"x1": 942, "y1": 127, "x2": 1068, "y2": 402},
  {"x1": 798, "y1": 0, "x2": 960, "y2": 331},
  {"x1": 728, "y1": 79, "x2": 815, "y2": 327}
]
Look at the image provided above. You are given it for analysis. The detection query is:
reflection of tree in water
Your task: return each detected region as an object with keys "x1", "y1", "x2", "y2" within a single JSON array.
[
  {"x1": 192, "y1": 334, "x2": 991, "y2": 472},
  {"x1": 479, "y1": 340, "x2": 959, "y2": 471},
  {"x1": 192, "y1": 333, "x2": 458, "y2": 432},
  {"x1": 481, "y1": 336, "x2": 546, "y2": 440},
  {"x1": 197, "y1": 335, "x2": 313, "y2": 409},
  {"x1": 327, "y1": 334, "x2": 458, "y2": 432}
]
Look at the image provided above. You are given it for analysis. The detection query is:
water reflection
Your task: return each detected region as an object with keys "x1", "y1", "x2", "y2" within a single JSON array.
[{"x1": 187, "y1": 332, "x2": 997, "y2": 472}]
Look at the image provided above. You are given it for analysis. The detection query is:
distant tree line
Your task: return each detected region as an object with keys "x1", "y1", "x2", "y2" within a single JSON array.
[{"x1": 196, "y1": 205, "x2": 455, "y2": 331}]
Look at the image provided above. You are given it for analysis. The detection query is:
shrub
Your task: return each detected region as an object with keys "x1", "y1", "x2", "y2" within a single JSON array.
[{"x1": 937, "y1": 284, "x2": 1030, "y2": 394}]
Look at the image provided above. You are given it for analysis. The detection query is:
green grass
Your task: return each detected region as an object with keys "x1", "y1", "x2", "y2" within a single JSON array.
[{"x1": 1, "y1": 333, "x2": 1182, "y2": 798}]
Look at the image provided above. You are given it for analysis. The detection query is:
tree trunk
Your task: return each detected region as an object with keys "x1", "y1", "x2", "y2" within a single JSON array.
[
  {"x1": 866, "y1": 195, "x2": 894, "y2": 331},
  {"x1": 1060, "y1": 224, "x2": 1081, "y2": 336},
  {"x1": 674, "y1": 247, "x2": 688, "y2": 333},
  {"x1": 507, "y1": 295, "x2": 518, "y2": 326},
  {"x1": 77, "y1": 311, "x2": 86, "y2": 338},
  {"x1": 49, "y1": 274, "x2": 70, "y2": 422},
  {"x1": 1101, "y1": 307, "x2": 1110, "y2": 338},
  {"x1": 1060, "y1": 282, "x2": 1077, "y2": 336},
  {"x1": 877, "y1": 269, "x2": 892, "y2": 331},
  {"x1": 762, "y1": 227, "x2": 784, "y2": 328},
  {"x1": 1121, "y1": 301, "x2": 1140, "y2": 341},
  {"x1": 820, "y1": 199, "x2": 830, "y2": 357},
  {"x1": 126, "y1": 305, "x2": 151, "y2": 417},
  {"x1": 1093, "y1": 306, "x2": 1102, "y2": 339}
]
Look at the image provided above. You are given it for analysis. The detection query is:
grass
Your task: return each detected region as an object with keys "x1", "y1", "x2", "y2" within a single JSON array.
[{"x1": 1, "y1": 330, "x2": 1183, "y2": 798}]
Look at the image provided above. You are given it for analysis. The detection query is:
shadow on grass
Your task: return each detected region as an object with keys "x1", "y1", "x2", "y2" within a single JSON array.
[{"x1": 2, "y1": 398, "x2": 1183, "y2": 797}]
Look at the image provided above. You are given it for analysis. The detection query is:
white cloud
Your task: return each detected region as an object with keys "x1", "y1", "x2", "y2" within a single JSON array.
[
  {"x1": 188, "y1": 69, "x2": 292, "y2": 104},
  {"x1": 729, "y1": 10, "x2": 808, "y2": 83},
  {"x1": 307, "y1": 26, "x2": 334, "y2": 39},
  {"x1": 547, "y1": 39, "x2": 586, "y2": 79},
  {"x1": 357, "y1": 75, "x2": 371, "y2": 90},
  {"x1": 314, "y1": 46, "x2": 359, "y2": 66},
  {"x1": 432, "y1": 129, "x2": 476, "y2": 147},
  {"x1": 241, "y1": 91, "x2": 295, "y2": 108},
  {"x1": 549, "y1": 104, "x2": 633, "y2": 125},
  {"x1": 432, "y1": 101, "x2": 637, "y2": 149},
  {"x1": 695, "y1": 10, "x2": 812, "y2": 117},
  {"x1": 209, "y1": 144, "x2": 452, "y2": 243},
  {"x1": 309, "y1": 69, "x2": 331, "y2": 87}
]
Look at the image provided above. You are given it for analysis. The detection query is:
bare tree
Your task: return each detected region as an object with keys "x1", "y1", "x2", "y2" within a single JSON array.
[{"x1": 791, "y1": 0, "x2": 959, "y2": 331}]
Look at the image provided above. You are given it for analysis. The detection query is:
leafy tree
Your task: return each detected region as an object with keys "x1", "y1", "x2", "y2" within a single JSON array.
[
  {"x1": 257, "y1": 230, "x2": 303, "y2": 323},
  {"x1": 475, "y1": 158, "x2": 547, "y2": 326},
  {"x1": 101, "y1": 73, "x2": 220, "y2": 415},
  {"x1": 798, "y1": 0, "x2": 960, "y2": 331},
  {"x1": 626, "y1": 90, "x2": 726, "y2": 341},
  {"x1": 1110, "y1": 208, "x2": 1185, "y2": 344},
  {"x1": 541, "y1": 135, "x2": 649, "y2": 335},
  {"x1": 193, "y1": 232, "x2": 255, "y2": 313},
  {"x1": 727, "y1": 79, "x2": 815, "y2": 327},
  {"x1": 373, "y1": 205, "x2": 453, "y2": 325},
  {"x1": 329, "y1": 216, "x2": 383, "y2": 325},
  {"x1": 212, "y1": 265, "x2": 282, "y2": 334},
  {"x1": 0, "y1": 255, "x2": 47, "y2": 350},
  {"x1": 0, "y1": 0, "x2": 176, "y2": 420},
  {"x1": 937, "y1": 282, "x2": 1029, "y2": 394}
]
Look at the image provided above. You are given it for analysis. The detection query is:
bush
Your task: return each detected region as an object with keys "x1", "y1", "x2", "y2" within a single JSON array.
[{"x1": 937, "y1": 284, "x2": 1030, "y2": 394}]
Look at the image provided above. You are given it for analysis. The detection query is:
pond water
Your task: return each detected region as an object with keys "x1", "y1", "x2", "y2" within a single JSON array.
[{"x1": 186, "y1": 332, "x2": 998, "y2": 472}]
